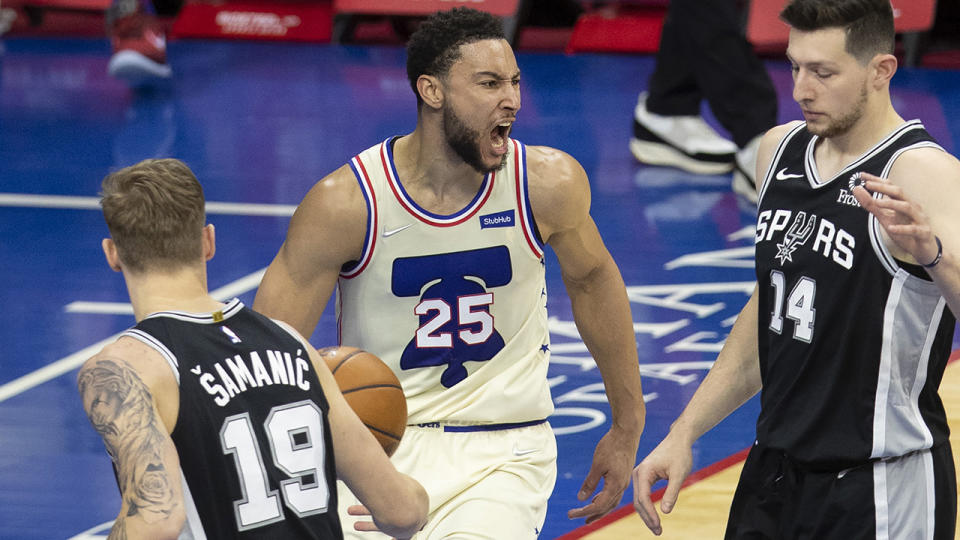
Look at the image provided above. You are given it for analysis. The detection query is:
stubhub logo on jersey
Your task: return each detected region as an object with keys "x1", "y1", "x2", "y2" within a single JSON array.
[{"x1": 479, "y1": 210, "x2": 515, "y2": 229}]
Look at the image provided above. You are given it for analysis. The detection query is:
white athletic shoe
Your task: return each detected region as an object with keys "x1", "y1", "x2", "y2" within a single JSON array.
[
  {"x1": 630, "y1": 92, "x2": 737, "y2": 175},
  {"x1": 731, "y1": 135, "x2": 762, "y2": 204}
]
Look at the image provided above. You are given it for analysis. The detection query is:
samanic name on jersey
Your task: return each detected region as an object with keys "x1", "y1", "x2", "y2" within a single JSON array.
[
  {"x1": 756, "y1": 209, "x2": 855, "y2": 269},
  {"x1": 196, "y1": 348, "x2": 311, "y2": 406}
]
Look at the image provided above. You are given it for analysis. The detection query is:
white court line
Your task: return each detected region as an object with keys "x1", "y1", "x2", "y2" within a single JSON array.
[
  {"x1": 0, "y1": 192, "x2": 297, "y2": 217},
  {"x1": 0, "y1": 269, "x2": 267, "y2": 403},
  {"x1": 64, "y1": 269, "x2": 267, "y2": 315},
  {"x1": 65, "y1": 302, "x2": 134, "y2": 315}
]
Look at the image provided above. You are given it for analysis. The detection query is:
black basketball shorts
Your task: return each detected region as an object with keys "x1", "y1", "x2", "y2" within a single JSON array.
[{"x1": 724, "y1": 442, "x2": 956, "y2": 539}]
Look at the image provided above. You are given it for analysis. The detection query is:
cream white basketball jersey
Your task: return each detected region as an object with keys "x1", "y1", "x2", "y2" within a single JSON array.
[{"x1": 336, "y1": 138, "x2": 554, "y2": 425}]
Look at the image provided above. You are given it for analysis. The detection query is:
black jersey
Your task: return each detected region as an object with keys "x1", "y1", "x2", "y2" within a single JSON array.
[
  {"x1": 123, "y1": 299, "x2": 342, "y2": 539},
  {"x1": 753, "y1": 120, "x2": 956, "y2": 468}
]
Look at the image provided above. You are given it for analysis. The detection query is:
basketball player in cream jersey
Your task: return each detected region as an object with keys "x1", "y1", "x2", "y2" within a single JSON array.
[{"x1": 254, "y1": 7, "x2": 646, "y2": 539}]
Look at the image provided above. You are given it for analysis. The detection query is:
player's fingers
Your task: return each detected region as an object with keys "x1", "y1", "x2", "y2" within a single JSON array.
[
  {"x1": 660, "y1": 477, "x2": 683, "y2": 514},
  {"x1": 584, "y1": 484, "x2": 619, "y2": 522},
  {"x1": 861, "y1": 177, "x2": 903, "y2": 198},
  {"x1": 853, "y1": 186, "x2": 917, "y2": 225},
  {"x1": 885, "y1": 223, "x2": 930, "y2": 237},
  {"x1": 866, "y1": 194, "x2": 910, "y2": 210},
  {"x1": 566, "y1": 497, "x2": 612, "y2": 524},
  {"x1": 353, "y1": 521, "x2": 381, "y2": 531},
  {"x1": 566, "y1": 491, "x2": 601, "y2": 519},
  {"x1": 852, "y1": 185, "x2": 877, "y2": 209},
  {"x1": 346, "y1": 504, "x2": 372, "y2": 516},
  {"x1": 632, "y1": 468, "x2": 663, "y2": 534},
  {"x1": 577, "y1": 467, "x2": 603, "y2": 501}
]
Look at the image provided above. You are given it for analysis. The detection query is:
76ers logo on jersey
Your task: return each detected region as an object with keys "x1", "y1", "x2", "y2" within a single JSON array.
[{"x1": 392, "y1": 246, "x2": 511, "y2": 387}]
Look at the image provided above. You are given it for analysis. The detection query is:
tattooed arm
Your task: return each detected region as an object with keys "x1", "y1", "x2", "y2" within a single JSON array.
[{"x1": 78, "y1": 340, "x2": 185, "y2": 540}]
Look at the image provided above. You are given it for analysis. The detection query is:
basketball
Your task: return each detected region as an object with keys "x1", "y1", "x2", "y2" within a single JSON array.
[{"x1": 318, "y1": 346, "x2": 407, "y2": 456}]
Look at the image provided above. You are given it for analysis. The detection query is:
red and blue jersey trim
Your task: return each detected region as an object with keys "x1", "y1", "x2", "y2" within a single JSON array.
[
  {"x1": 340, "y1": 154, "x2": 378, "y2": 279},
  {"x1": 512, "y1": 140, "x2": 545, "y2": 259},
  {"x1": 381, "y1": 138, "x2": 494, "y2": 226}
]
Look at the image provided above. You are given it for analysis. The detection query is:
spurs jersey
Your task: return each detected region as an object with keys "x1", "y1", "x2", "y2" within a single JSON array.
[
  {"x1": 336, "y1": 138, "x2": 553, "y2": 425},
  {"x1": 123, "y1": 299, "x2": 341, "y2": 539},
  {"x1": 754, "y1": 120, "x2": 956, "y2": 467}
]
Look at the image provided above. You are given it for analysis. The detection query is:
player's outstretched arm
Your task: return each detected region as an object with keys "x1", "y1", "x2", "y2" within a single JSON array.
[
  {"x1": 632, "y1": 289, "x2": 763, "y2": 535},
  {"x1": 853, "y1": 148, "x2": 960, "y2": 317},
  {"x1": 632, "y1": 125, "x2": 786, "y2": 534},
  {"x1": 77, "y1": 340, "x2": 185, "y2": 540},
  {"x1": 526, "y1": 146, "x2": 645, "y2": 524},
  {"x1": 254, "y1": 166, "x2": 367, "y2": 338},
  {"x1": 306, "y1": 347, "x2": 428, "y2": 538}
]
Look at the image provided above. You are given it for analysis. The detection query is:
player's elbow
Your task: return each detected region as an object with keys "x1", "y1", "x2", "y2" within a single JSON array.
[
  {"x1": 374, "y1": 478, "x2": 428, "y2": 538},
  {"x1": 154, "y1": 518, "x2": 188, "y2": 540}
]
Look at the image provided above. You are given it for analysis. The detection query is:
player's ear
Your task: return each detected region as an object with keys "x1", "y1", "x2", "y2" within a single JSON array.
[
  {"x1": 417, "y1": 74, "x2": 444, "y2": 110},
  {"x1": 202, "y1": 224, "x2": 216, "y2": 261},
  {"x1": 870, "y1": 53, "x2": 897, "y2": 89},
  {"x1": 102, "y1": 238, "x2": 122, "y2": 272}
]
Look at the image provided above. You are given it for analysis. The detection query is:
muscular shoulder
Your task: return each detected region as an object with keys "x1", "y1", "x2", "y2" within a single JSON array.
[
  {"x1": 887, "y1": 146, "x2": 960, "y2": 219},
  {"x1": 888, "y1": 145, "x2": 960, "y2": 182},
  {"x1": 81, "y1": 337, "x2": 162, "y2": 375},
  {"x1": 524, "y1": 145, "x2": 590, "y2": 242},
  {"x1": 78, "y1": 338, "x2": 177, "y2": 405},
  {"x1": 295, "y1": 165, "x2": 367, "y2": 229},
  {"x1": 284, "y1": 164, "x2": 369, "y2": 264}
]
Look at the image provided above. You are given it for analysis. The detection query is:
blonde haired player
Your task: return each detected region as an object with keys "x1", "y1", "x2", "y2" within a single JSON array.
[{"x1": 80, "y1": 158, "x2": 427, "y2": 539}]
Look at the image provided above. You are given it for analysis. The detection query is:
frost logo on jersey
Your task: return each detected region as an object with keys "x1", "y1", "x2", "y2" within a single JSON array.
[
  {"x1": 837, "y1": 172, "x2": 864, "y2": 207},
  {"x1": 392, "y1": 246, "x2": 511, "y2": 387},
  {"x1": 775, "y1": 211, "x2": 817, "y2": 265},
  {"x1": 847, "y1": 171, "x2": 866, "y2": 191}
]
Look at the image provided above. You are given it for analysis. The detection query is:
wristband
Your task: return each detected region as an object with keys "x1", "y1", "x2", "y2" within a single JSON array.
[{"x1": 921, "y1": 236, "x2": 943, "y2": 269}]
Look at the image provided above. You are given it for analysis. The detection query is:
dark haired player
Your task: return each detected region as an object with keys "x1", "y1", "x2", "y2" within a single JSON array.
[
  {"x1": 254, "y1": 7, "x2": 646, "y2": 538},
  {"x1": 632, "y1": 1, "x2": 960, "y2": 537}
]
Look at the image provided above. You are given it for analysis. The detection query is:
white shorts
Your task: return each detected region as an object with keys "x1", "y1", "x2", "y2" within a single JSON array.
[{"x1": 338, "y1": 420, "x2": 558, "y2": 539}]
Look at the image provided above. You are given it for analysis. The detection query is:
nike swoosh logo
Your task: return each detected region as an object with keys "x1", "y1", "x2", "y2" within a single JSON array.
[
  {"x1": 382, "y1": 224, "x2": 413, "y2": 238},
  {"x1": 190, "y1": 366, "x2": 202, "y2": 375},
  {"x1": 776, "y1": 168, "x2": 804, "y2": 180},
  {"x1": 512, "y1": 443, "x2": 539, "y2": 457}
]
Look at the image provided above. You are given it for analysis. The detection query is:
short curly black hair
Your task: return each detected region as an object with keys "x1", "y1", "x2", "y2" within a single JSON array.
[{"x1": 406, "y1": 7, "x2": 506, "y2": 105}]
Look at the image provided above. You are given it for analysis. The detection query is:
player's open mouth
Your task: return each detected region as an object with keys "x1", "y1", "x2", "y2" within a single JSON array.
[{"x1": 491, "y1": 122, "x2": 512, "y2": 154}]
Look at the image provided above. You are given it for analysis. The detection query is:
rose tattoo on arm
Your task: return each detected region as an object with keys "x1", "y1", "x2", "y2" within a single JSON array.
[{"x1": 79, "y1": 357, "x2": 178, "y2": 533}]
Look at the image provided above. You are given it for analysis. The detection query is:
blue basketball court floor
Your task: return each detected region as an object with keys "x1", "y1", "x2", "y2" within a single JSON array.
[{"x1": 1, "y1": 37, "x2": 958, "y2": 539}]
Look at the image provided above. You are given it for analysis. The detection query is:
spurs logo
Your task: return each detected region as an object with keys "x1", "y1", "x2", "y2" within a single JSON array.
[{"x1": 775, "y1": 211, "x2": 817, "y2": 265}]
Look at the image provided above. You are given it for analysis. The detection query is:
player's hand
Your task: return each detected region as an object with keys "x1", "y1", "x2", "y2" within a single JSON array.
[
  {"x1": 852, "y1": 172, "x2": 940, "y2": 266},
  {"x1": 347, "y1": 505, "x2": 399, "y2": 539},
  {"x1": 567, "y1": 426, "x2": 640, "y2": 524},
  {"x1": 631, "y1": 436, "x2": 693, "y2": 536}
]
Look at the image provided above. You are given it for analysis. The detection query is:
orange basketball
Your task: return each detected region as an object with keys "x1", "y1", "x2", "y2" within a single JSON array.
[{"x1": 318, "y1": 346, "x2": 406, "y2": 456}]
